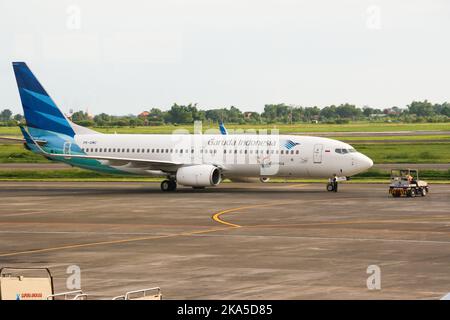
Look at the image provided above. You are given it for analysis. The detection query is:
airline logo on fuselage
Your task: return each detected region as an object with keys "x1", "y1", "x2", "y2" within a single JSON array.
[{"x1": 283, "y1": 140, "x2": 300, "y2": 150}]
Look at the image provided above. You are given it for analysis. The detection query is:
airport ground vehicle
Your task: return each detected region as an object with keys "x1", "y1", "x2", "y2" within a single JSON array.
[
  {"x1": 389, "y1": 169, "x2": 429, "y2": 197},
  {"x1": 0, "y1": 267, "x2": 55, "y2": 300},
  {"x1": 1, "y1": 266, "x2": 161, "y2": 300}
]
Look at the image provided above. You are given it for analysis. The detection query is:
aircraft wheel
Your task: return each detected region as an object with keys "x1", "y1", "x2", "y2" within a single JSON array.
[
  {"x1": 326, "y1": 183, "x2": 334, "y2": 192},
  {"x1": 420, "y1": 188, "x2": 426, "y2": 197},
  {"x1": 168, "y1": 180, "x2": 177, "y2": 191},
  {"x1": 161, "y1": 180, "x2": 172, "y2": 192}
]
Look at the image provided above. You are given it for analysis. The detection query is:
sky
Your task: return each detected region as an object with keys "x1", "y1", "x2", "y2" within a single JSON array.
[{"x1": 0, "y1": 0, "x2": 449, "y2": 115}]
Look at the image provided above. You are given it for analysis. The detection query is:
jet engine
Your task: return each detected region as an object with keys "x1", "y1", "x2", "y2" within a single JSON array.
[{"x1": 176, "y1": 165, "x2": 221, "y2": 187}]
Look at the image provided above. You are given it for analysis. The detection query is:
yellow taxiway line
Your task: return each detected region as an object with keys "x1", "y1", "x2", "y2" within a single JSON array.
[
  {"x1": 212, "y1": 202, "x2": 291, "y2": 228},
  {"x1": 0, "y1": 227, "x2": 230, "y2": 258}
]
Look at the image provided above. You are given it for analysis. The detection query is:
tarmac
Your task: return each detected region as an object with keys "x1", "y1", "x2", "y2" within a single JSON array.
[{"x1": 0, "y1": 181, "x2": 449, "y2": 299}]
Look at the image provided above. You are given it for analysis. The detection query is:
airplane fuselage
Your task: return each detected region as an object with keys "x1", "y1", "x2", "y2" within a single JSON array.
[{"x1": 65, "y1": 133, "x2": 373, "y2": 179}]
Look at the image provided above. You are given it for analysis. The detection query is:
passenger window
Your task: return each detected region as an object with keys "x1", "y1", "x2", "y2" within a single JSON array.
[
  {"x1": 191, "y1": 149, "x2": 194, "y2": 153},
  {"x1": 296, "y1": 150, "x2": 299, "y2": 154},
  {"x1": 152, "y1": 149, "x2": 155, "y2": 153},
  {"x1": 95, "y1": 148, "x2": 98, "y2": 152},
  {"x1": 290, "y1": 150, "x2": 294, "y2": 154},
  {"x1": 136, "y1": 149, "x2": 140, "y2": 153},
  {"x1": 122, "y1": 148, "x2": 125, "y2": 152},
  {"x1": 180, "y1": 149, "x2": 183, "y2": 154}
]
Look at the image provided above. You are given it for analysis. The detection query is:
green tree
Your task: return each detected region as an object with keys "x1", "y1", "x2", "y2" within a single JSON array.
[
  {"x1": 13, "y1": 114, "x2": 24, "y2": 122},
  {"x1": 167, "y1": 104, "x2": 194, "y2": 124},
  {"x1": 94, "y1": 113, "x2": 111, "y2": 126},
  {"x1": 320, "y1": 105, "x2": 337, "y2": 119},
  {"x1": 407, "y1": 100, "x2": 435, "y2": 117},
  {"x1": 71, "y1": 111, "x2": 89, "y2": 122},
  {"x1": 335, "y1": 103, "x2": 361, "y2": 119},
  {"x1": 0, "y1": 109, "x2": 13, "y2": 121}
]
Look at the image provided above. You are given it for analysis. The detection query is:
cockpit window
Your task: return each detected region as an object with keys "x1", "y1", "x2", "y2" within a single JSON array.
[{"x1": 336, "y1": 148, "x2": 356, "y2": 154}]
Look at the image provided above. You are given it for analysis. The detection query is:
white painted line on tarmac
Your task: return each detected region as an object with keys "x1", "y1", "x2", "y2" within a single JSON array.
[{"x1": 189, "y1": 233, "x2": 450, "y2": 245}]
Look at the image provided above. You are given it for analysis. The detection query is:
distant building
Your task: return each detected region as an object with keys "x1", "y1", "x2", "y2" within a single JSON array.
[
  {"x1": 138, "y1": 111, "x2": 150, "y2": 118},
  {"x1": 85, "y1": 107, "x2": 94, "y2": 120},
  {"x1": 383, "y1": 108, "x2": 400, "y2": 116},
  {"x1": 243, "y1": 112, "x2": 253, "y2": 119}
]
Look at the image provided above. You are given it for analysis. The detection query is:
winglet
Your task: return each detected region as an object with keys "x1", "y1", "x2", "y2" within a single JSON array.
[{"x1": 19, "y1": 125, "x2": 43, "y2": 153}]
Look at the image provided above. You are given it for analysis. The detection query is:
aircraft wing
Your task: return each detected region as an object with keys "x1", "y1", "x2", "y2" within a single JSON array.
[
  {"x1": 0, "y1": 135, "x2": 48, "y2": 145},
  {"x1": 51, "y1": 153, "x2": 182, "y2": 171},
  {"x1": 0, "y1": 136, "x2": 25, "y2": 142}
]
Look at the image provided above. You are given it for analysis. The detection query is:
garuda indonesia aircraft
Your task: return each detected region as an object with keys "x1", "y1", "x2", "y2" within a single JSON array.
[{"x1": 10, "y1": 62, "x2": 373, "y2": 192}]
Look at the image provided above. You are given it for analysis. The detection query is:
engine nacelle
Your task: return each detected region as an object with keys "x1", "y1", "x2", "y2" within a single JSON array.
[{"x1": 176, "y1": 165, "x2": 221, "y2": 187}]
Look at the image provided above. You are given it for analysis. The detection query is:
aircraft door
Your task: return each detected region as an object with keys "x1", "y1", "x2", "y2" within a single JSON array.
[
  {"x1": 313, "y1": 144, "x2": 323, "y2": 164},
  {"x1": 63, "y1": 141, "x2": 71, "y2": 155}
]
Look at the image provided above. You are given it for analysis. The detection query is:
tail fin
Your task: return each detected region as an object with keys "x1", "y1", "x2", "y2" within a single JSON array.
[
  {"x1": 219, "y1": 121, "x2": 228, "y2": 135},
  {"x1": 12, "y1": 62, "x2": 75, "y2": 137}
]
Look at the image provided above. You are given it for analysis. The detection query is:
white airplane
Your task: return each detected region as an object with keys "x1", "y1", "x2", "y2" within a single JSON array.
[{"x1": 11, "y1": 62, "x2": 373, "y2": 192}]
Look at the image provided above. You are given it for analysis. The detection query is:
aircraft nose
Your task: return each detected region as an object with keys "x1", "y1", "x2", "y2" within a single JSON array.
[{"x1": 358, "y1": 153, "x2": 373, "y2": 170}]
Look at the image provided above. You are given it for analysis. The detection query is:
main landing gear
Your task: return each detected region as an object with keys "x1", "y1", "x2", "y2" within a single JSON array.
[{"x1": 161, "y1": 179, "x2": 177, "y2": 192}]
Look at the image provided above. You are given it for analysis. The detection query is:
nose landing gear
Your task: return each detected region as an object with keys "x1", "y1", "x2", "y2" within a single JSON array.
[
  {"x1": 326, "y1": 181, "x2": 338, "y2": 192},
  {"x1": 326, "y1": 175, "x2": 348, "y2": 192}
]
